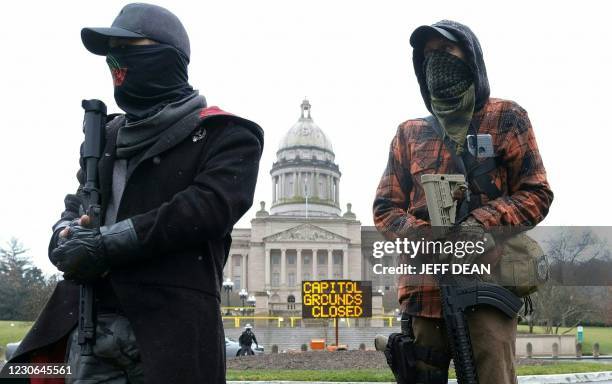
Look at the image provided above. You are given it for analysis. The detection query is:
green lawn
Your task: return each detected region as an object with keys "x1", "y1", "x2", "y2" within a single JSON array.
[
  {"x1": 0, "y1": 321, "x2": 32, "y2": 360},
  {"x1": 227, "y1": 363, "x2": 612, "y2": 382},
  {"x1": 518, "y1": 325, "x2": 612, "y2": 355}
]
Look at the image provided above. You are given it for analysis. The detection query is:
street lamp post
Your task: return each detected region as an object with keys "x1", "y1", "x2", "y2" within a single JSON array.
[
  {"x1": 239, "y1": 289, "x2": 248, "y2": 309},
  {"x1": 378, "y1": 289, "x2": 385, "y2": 314},
  {"x1": 222, "y1": 279, "x2": 234, "y2": 315},
  {"x1": 246, "y1": 295, "x2": 256, "y2": 314}
]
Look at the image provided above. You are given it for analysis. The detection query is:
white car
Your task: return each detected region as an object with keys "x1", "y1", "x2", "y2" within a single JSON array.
[
  {"x1": 5, "y1": 342, "x2": 20, "y2": 361},
  {"x1": 225, "y1": 337, "x2": 264, "y2": 358}
]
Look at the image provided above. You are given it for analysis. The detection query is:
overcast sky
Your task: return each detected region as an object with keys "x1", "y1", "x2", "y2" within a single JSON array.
[{"x1": 1, "y1": 0, "x2": 611, "y2": 275}]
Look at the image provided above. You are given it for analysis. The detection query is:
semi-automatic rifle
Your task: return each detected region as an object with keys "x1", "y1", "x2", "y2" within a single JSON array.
[
  {"x1": 78, "y1": 99, "x2": 107, "y2": 355},
  {"x1": 422, "y1": 174, "x2": 522, "y2": 384}
]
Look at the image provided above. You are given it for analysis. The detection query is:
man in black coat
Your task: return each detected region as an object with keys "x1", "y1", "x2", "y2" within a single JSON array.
[{"x1": 2, "y1": 3, "x2": 263, "y2": 383}]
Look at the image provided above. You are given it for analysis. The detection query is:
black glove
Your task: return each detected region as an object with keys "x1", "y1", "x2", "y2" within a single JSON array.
[
  {"x1": 50, "y1": 225, "x2": 108, "y2": 282},
  {"x1": 50, "y1": 219, "x2": 140, "y2": 282},
  {"x1": 48, "y1": 218, "x2": 81, "y2": 262},
  {"x1": 443, "y1": 216, "x2": 495, "y2": 265}
]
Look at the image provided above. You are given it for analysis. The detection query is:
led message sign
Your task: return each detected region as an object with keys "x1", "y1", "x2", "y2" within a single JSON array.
[{"x1": 301, "y1": 280, "x2": 372, "y2": 319}]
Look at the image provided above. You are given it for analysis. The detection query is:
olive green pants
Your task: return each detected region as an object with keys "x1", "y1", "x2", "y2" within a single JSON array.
[
  {"x1": 66, "y1": 313, "x2": 144, "y2": 384},
  {"x1": 413, "y1": 306, "x2": 518, "y2": 384}
]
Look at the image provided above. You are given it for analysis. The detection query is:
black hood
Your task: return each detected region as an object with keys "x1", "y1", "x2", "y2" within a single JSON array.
[{"x1": 412, "y1": 20, "x2": 490, "y2": 113}]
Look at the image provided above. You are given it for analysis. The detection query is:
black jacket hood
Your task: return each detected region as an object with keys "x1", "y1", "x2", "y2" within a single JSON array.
[{"x1": 413, "y1": 20, "x2": 490, "y2": 113}]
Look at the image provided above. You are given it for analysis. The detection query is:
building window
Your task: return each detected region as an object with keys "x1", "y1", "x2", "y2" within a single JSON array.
[
  {"x1": 233, "y1": 256, "x2": 241, "y2": 267},
  {"x1": 272, "y1": 254, "x2": 280, "y2": 265},
  {"x1": 233, "y1": 277, "x2": 241, "y2": 290},
  {"x1": 303, "y1": 272, "x2": 311, "y2": 281},
  {"x1": 333, "y1": 254, "x2": 342, "y2": 265},
  {"x1": 303, "y1": 255, "x2": 310, "y2": 264},
  {"x1": 288, "y1": 272, "x2": 295, "y2": 287},
  {"x1": 272, "y1": 272, "x2": 280, "y2": 287},
  {"x1": 287, "y1": 254, "x2": 296, "y2": 265},
  {"x1": 317, "y1": 254, "x2": 326, "y2": 265}
]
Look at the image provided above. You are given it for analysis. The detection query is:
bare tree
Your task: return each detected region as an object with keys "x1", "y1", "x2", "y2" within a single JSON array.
[{"x1": 530, "y1": 228, "x2": 611, "y2": 333}]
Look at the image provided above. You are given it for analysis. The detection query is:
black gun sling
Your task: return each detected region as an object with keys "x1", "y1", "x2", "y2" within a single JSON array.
[{"x1": 424, "y1": 115, "x2": 502, "y2": 222}]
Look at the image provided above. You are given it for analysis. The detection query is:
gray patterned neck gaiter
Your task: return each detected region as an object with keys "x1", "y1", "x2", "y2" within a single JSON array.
[{"x1": 424, "y1": 50, "x2": 475, "y2": 153}]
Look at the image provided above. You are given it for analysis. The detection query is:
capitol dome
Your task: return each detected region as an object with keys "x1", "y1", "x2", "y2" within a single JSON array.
[
  {"x1": 279, "y1": 99, "x2": 333, "y2": 153},
  {"x1": 270, "y1": 99, "x2": 341, "y2": 217}
]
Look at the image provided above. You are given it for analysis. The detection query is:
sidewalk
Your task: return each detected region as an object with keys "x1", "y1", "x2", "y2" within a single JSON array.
[{"x1": 228, "y1": 370, "x2": 612, "y2": 384}]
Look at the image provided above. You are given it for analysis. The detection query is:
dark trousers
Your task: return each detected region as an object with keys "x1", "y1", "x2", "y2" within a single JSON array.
[
  {"x1": 236, "y1": 344, "x2": 254, "y2": 357},
  {"x1": 412, "y1": 306, "x2": 518, "y2": 384}
]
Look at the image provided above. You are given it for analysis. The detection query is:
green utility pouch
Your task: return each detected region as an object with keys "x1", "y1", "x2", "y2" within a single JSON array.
[{"x1": 494, "y1": 233, "x2": 549, "y2": 297}]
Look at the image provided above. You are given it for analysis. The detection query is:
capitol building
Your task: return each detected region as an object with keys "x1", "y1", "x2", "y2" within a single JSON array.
[{"x1": 224, "y1": 99, "x2": 396, "y2": 314}]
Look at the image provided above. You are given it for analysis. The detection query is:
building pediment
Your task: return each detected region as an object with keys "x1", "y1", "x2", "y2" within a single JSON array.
[{"x1": 263, "y1": 223, "x2": 349, "y2": 243}]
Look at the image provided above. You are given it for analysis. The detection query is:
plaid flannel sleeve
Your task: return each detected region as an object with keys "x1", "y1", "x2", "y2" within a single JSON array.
[{"x1": 373, "y1": 126, "x2": 429, "y2": 239}]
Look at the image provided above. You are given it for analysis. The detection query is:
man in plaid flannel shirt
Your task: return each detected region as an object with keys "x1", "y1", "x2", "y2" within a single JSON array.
[{"x1": 373, "y1": 20, "x2": 553, "y2": 383}]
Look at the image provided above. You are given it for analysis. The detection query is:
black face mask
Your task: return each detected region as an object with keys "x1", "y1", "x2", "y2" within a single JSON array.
[
  {"x1": 423, "y1": 50, "x2": 473, "y2": 99},
  {"x1": 106, "y1": 44, "x2": 193, "y2": 120}
]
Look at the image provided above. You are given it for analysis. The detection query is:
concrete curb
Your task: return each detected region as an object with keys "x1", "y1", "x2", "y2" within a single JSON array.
[
  {"x1": 228, "y1": 370, "x2": 612, "y2": 384},
  {"x1": 517, "y1": 371, "x2": 612, "y2": 383}
]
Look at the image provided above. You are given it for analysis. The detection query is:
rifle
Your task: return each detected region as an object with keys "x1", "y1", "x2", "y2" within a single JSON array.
[
  {"x1": 421, "y1": 174, "x2": 522, "y2": 384},
  {"x1": 78, "y1": 99, "x2": 107, "y2": 355}
]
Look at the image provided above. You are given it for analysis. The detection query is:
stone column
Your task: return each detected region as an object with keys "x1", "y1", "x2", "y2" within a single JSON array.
[
  {"x1": 342, "y1": 249, "x2": 349, "y2": 279},
  {"x1": 312, "y1": 249, "x2": 317, "y2": 280},
  {"x1": 310, "y1": 173, "x2": 314, "y2": 197},
  {"x1": 272, "y1": 176, "x2": 276, "y2": 203},
  {"x1": 227, "y1": 254, "x2": 233, "y2": 280},
  {"x1": 336, "y1": 178, "x2": 340, "y2": 204},
  {"x1": 294, "y1": 171, "x2": 298, "y2": 197},
  {"x1": 314, "y1": 171, "x2": 319, "y2": 198},
  {"x1": 327, "y1": 249, "x2": 333, "y2": 279},
  {"x1": 265, "y1": 249, "x2": 271, "y2": 287},
  {"x1": 280, "y1": 248, "x2": 287, "y2": 286},
  {"x1": 296, "y1": 249, "x2": 302, "y2": 285},
  {"x1": 242, "y1": 254, "x2": 247, "y2": 290},
  {"x1": 334, "y1": 177, "x2": 339, "y2": 204},
  {"x1": 280, "y1": 174, "x2": 285, "y2": 199},
  {"x1": 327, "y1": 175, "x2": 332, "y2": 200}
]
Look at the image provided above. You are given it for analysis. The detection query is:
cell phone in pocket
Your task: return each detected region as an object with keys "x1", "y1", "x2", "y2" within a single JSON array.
[{"x1": 466, "y1": 134, "x2": 494, "y2": 158}]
